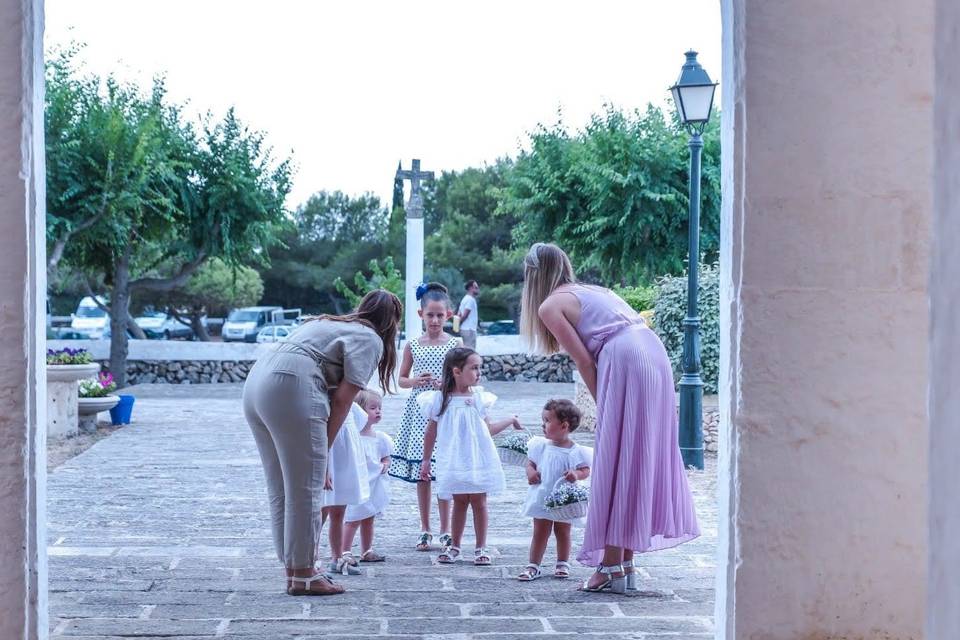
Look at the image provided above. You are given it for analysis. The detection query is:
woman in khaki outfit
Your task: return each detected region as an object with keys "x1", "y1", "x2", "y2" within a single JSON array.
[{"x1": 243, "y1": 290, "x2": 401, "y2": 596}]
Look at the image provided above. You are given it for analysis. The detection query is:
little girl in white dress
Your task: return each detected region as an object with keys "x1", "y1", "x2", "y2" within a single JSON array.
[
  {"x1": 517, "y1": 399, "x2": 592, "y2": 581},
  {"x1": 322, "y1": 402, "x2": 370, "y2": 575},
  {"x1": 419, "y1": 347, "x2": 522, "y2": 566},
  {"x1": 344, "y1": 389, "x2": 394, "y2": 562}
]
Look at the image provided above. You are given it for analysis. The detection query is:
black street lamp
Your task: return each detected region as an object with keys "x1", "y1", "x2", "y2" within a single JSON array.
[{"x1": 669, "y1": 50, "x2": 717, "y2": 471}]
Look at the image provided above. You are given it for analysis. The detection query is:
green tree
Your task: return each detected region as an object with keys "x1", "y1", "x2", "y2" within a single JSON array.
[
  {"x1": 155, "y1": 258, "x2": 264, "y2": 341},
  {"x1": 499, "y1": 104, "x2": 720, "y2": 285},
  {"x1": 259, "y1": 190, "x2": 388, "y2": 314},
  {"x1": 46, "y1": 47, "x2": 291, "y2": 385},
  {"x1": 334, "y1": 257, "x2": 404, "y2": 308}
]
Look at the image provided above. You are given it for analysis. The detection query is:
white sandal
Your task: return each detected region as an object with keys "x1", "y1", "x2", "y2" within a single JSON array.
[
  {"x1": 474, "y1": 547, "x2": 493, "y2": 566},
  {"x1": 329, "y1": 552, "x2": 362, "y2": 576},
  {"x1": 579, "y1": 563, "x2": 626, "y2": 594},
  {"x1": 438, "y1": 546, "x2": 461, "y2": 564},
  {"x1": 554, "y1": 560, "x2": 571, "y2": 579},
  {"x1": 622, "y1": 559, "x2": 638, "y2": 591},
  {"x1": 517, "y1": 563, "x2": 543, "y2": 581}
]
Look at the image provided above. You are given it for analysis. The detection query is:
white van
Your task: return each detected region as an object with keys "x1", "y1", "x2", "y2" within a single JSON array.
[
  {"x1": 70, "y1": 296, "x2": 109, "y2": 339},
  {"x1": 222, "y1": 306, "x2": 283, "y2": 343}
]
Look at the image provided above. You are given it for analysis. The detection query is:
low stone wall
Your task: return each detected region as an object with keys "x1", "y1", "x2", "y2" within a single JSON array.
[{"x1": 102, "y1": 353, "x2": 575, "y2": 385}]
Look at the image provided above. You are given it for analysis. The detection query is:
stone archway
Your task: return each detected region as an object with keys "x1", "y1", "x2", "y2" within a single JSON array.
[{"x1": 2, "y1": 0, "x2": 960, "y2": 637}]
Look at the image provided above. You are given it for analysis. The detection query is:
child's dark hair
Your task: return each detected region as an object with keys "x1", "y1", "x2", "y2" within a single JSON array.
[
  {"x1": 544, "y1": 399, "x2": 581, "y2": 432},
  {"x1": 438, "y1": 347, "x2": 480, "y2": 417},
  {"x1": 416, "y1": 282, "x2": 450, "y2": 309}
]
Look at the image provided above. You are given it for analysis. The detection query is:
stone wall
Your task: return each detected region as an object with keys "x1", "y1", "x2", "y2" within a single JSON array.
[{"x1": 102, "y1": 353, "x2": 575, "y2": 385}]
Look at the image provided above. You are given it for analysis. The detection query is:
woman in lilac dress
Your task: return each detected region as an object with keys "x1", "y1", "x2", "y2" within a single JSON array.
[{"x1": 519, "y1": 243, "x2": 699, "y2": 593}]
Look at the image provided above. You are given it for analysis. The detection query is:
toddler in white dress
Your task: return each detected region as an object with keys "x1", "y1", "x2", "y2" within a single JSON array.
[
  {"x1": 419, "y1": 347, "x2": 522, "y2": 566},
  {"x1": 344, "y1": 389, "x2": 394, "y2": 562},
  {"x1": 321, "y1": 402, "x2": 370, "y2": 575},
  {"x1": 517, "y1": 399, "x2": 592, "y2": 581}
]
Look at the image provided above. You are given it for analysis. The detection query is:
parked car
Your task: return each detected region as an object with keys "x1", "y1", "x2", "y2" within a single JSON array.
[
  {"x1": 135, "y1": 312, "x2": 193, "y2": 340},
  {"x1": 70, "y1": 296, "x2": 109, "y2": 339},
  {"x1": 484, "y1": 320, "x2": 519, "y2": 336},
  {"x1": 222, "y1": 306, "x2": 283, "y2": 343},
  {"x1": 256, "y1": 324, "x2": 294, "y2": 344}
]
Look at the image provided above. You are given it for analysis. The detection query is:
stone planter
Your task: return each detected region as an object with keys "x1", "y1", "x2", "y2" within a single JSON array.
[
  {"x1": 46, "y1": 363, "x2": 100, "y2": 438},
  {"x1": 77, "y1": 395, "x2": 120, "y2": 433}
]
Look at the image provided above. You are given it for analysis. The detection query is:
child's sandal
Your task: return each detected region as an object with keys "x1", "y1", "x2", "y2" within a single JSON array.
[
  {"x1": 438, "y1": 546, "x2": 461, "y2": 564},
  {"x1": 517, "y1": 563, "x2": 543, "y2": 581},
  {"x1": 359, "y1": 549, "x2": 386, "y2": 563},
  {"x1": 415, "y1": 532, "x2": 433, "y2": 551},
  {"x1": 438, "y1": 532, "x2": 453, "y2": 548},
  {"x1": 554, "y1": 561, "x2": 571, "y2": 579},
  {"x1": 474, "y1": 547, "x2": 493, "y2": 566}
]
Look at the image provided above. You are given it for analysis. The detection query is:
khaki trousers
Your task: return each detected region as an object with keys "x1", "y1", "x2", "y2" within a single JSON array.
[{"x1": 242, "y1": 347, "x2": 329, "y2": 569}]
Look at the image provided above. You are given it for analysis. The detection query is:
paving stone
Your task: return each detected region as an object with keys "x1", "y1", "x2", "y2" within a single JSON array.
[{"x1": 49, "y1": 382, "x2": 717, "y2": 639}]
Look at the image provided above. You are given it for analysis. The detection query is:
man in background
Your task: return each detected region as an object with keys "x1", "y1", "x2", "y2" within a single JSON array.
[{"x1": 457, "y1": 280, "x2": 480, "y2": 349}]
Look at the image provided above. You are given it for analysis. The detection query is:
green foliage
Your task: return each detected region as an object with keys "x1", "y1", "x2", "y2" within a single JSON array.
[
  {"x1": 259, "y1": 190, "x2": 388, "y2": 314},
  {"x1": 178, "y1": 258, "x2": 264, "y2": 317},
  {"x1": 334, "y1": 257, "x2": 404, "y2": 309},
  {"x1": 612, "y1": 285, "x2": 658, "y2": 313},
  {"x1": 652, "y1": 263, "x2": 720, "y2": 394},
  {"x1": 500, "y1": 104, "x2": 720, "y2": 285},
  {"x1": 45, "y1": 44, "x2": 290, "y2": 383}
]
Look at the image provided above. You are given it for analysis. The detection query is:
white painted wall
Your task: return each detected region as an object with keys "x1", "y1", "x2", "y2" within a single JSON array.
[
  {"x1": 0, "y1": 0, "x2": 47, "y2": 638},
  {"x1": 928, "y1": 0, "x2": 960, "y2": 636},
  {"x1": 718, "y1": 0, "x2": 932, "y2": 637}
]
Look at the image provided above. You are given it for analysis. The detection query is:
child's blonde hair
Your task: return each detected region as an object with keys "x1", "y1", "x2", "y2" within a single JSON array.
[
  {"x1": 355, "y1": 387, "x2": 381, "y2": 410},
  {"x1": 520, "y1": 242, "x2": 577, "y2": 354}
]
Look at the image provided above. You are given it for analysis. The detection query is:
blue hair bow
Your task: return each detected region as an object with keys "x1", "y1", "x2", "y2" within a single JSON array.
[{"x1": 415, "y1": 282, "x2": 429, "y2": 301}]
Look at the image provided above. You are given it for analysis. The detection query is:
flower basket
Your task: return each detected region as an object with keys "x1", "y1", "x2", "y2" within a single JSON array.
[
  {"x1": 544, "y1": 478, "x2": 589, "y2": 520},
  {"x1": 496, "y1": 432, "x2": 531, "y2": 467}
]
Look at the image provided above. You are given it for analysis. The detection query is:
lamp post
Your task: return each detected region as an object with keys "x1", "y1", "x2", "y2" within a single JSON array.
[{"x1": 669, "y1": 50, "x2": 717, "y2": 470}]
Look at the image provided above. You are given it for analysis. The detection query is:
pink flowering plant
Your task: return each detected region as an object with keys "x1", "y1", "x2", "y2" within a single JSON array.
[
  {"x1": 46, "y1": 347, "x2": 93, "y2": 365},
  {"x1": 78, "y1": 372, "x2": 116, "y2": 398}
]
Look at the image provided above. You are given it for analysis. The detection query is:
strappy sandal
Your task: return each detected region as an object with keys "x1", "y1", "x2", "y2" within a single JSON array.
[
  {"x1": 438, "y1": 532, "x2": 452, "y2": 548},
  {"x1": 517, "y1": 563, "x2": 543, "y2": 581},
  {"x1": 329, "y1": 553, "x2": 362, "y2": 576},
  {"x1": 359, "y1": 549, "x2": 386, "y2": 563},
  {"x1": 554, "y1": 561, "x2": 571, "y2": 579},
  {"x1": 287, "y1": 573, "x2": 345, "y2": 596},
  {"x1": 437, "y1": 546, "x2": 460, "y2": 564},
  {"x1": 622, "y1": 559, "x2": 638, "y2": 591},
  {"x1": 474, "y1": 547, "x2": 493, "y2": 566},
  {"x1": 579, "y1": 563, "x2": 626, "y2": 594},
  {"x1": 416, "y1": 531, "x2": 433, "y2": 551}
]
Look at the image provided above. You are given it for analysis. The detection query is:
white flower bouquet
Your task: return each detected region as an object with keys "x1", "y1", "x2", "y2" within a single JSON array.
[
  {"x1": 496, "y1": 432, "x2": 530, "y2": 467},
  {"x1": 544, "y1": 478, "x2": 590, "y2": 520}
]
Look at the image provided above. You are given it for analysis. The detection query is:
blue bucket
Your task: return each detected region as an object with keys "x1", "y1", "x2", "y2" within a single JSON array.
[{"x1": 110, "y1": 394, "x2": 136, "y2": 425}]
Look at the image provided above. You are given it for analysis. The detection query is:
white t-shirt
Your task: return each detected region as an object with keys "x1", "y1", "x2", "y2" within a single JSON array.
[{"x1": 458, "y1": 294, "x2": 479, "y2": 331}]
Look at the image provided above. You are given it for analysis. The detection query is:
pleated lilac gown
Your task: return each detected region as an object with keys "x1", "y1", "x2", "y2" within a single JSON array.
[{"x1": 570, "y1": 285, "x2": 700, "y2": 566}]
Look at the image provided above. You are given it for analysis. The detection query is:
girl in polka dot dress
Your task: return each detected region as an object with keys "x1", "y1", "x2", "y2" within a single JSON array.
[{"x1": 388, "y1": 282, "x2": 461, "y2": 551}]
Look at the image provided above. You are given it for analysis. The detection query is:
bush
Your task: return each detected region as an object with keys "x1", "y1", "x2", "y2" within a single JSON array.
[
  {"x1": 613, "y1": 285, "x2": 658, "y2": 313},
  {"x1": 652, "y1": 263, "x2": 719, "y2": 394}
]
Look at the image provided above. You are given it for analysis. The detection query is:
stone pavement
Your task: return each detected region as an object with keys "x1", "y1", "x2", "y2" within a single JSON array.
[{"x1": 48, "y1": 382, "x2": 717, "y2": 639}]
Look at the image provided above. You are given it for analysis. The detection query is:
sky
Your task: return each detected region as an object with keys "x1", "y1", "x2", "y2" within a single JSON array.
[{"x1": 45, "y1": 1, "x2": 721, "y2": 209}]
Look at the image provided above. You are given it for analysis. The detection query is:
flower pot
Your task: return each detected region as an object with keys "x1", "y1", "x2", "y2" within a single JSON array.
[
  {"x1": 46, "y1": 363, "x2": 101, "y2": 438},
  {"x1": 77, "y1": 395, "x2": 120, "y2": 433},
  {"x1": 109, "y1": 394, "x2": 136, "y2": 425},
  {"x1": 47, "y1": 362, "x2": 100, "y2": 382}
]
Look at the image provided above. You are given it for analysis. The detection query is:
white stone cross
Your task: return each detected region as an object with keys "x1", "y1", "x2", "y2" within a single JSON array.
[{"x1": 396, "y1": 158, "x2": 434, "y2": 219}]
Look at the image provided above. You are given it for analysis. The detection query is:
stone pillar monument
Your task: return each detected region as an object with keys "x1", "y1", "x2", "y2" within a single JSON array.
[{"x1": 396, "y1": 159, "x2": 434, "y2": 343}]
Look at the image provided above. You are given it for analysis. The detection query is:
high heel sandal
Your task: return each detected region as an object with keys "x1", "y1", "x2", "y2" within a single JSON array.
[
  {"x1": 622, "y1": 559, "x2": 638, "y2": 591},
  {"x1": 287, "y1": 573, "x2": 345, "y2": 596},
  {"x1": 579, "y1": 563, "x2": 626, "y2": 594}
]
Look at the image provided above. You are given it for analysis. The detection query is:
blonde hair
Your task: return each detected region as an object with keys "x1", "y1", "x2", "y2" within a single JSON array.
[
  {"x1": 520, "y1": 242, "x2": 576, "y2": 354},
  {"x1": 355, "y1": 387, "x2": 381, "y2": 410}
]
